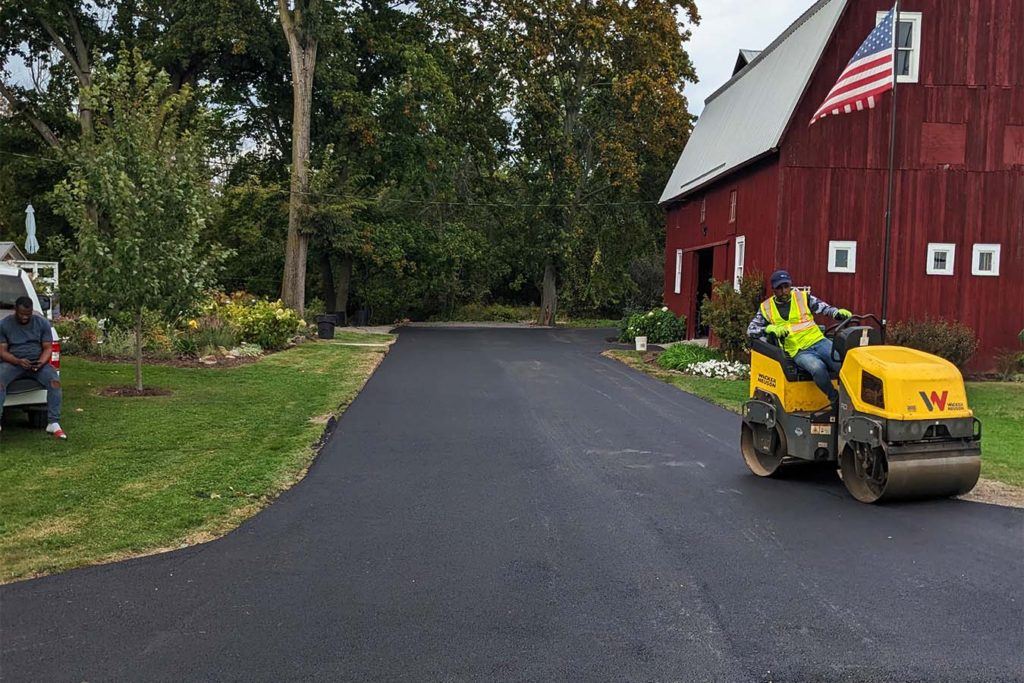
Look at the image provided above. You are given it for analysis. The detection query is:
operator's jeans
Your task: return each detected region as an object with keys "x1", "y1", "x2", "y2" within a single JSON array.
[
  {"x1": 0, "y1": 362, "x2": 62, "y2": 423},
  {"x1": 794, "y1": 339, "x2": 840, "y2": 404}
]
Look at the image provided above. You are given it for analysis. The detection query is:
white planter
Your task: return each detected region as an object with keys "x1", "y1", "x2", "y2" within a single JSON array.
[{"x1": 635, "y1": 336, "x2": 648, "y2": 352}]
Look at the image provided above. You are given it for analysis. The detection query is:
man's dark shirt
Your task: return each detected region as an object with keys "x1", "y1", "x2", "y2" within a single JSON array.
[
  {"x1": 0, "y1": 313, "x2": 52, "y2": 361},
  {"x1": 775, "y1": 298, "x2": 791, "y2": 320}
]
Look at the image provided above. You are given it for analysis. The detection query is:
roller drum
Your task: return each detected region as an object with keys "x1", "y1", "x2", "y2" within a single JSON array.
[
  {"x1": 840, "y1": 443, "x2": 981, "y2": 503},
  {"x1": 741, "y1": 422, "x2": 786, "y2": 477}
]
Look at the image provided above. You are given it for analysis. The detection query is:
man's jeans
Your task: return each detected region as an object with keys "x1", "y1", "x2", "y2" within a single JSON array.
[
  {"x1": 0, "y1": 362, "x2": 62, "y2": 423},
  {"x1": 794, "y1": 339, "x2": 840, "y2": 403}
]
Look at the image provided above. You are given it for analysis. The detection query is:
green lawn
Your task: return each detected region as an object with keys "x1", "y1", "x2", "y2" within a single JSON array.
[
  {"x1": 328, "y1": 330, "x2": 396, "y2": 345},
  {"x1": 557, "y1": 318, "x2": 620, "y2": 329},
  {"x1": 0, "y1": 338, "x2": 392, "y2": 582},
  {"x1": 605, "y1": 350, "x2": 748, "y2": 412},
  {"x1": 965, "y1": 382, "x2": 1024, "y2": 487},
  {"x1": 606, "y1": 350, "x2": 1024, "y2": 487}
]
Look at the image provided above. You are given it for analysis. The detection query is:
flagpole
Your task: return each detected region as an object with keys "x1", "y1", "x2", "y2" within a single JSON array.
[{"x1": 880, "y1": 2, "x2": 900, "y2": 340}]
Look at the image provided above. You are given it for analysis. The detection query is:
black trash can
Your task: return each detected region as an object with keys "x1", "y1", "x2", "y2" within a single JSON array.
[{"x1": 316, "y1": 314, "x2": 336, "y2": 339}]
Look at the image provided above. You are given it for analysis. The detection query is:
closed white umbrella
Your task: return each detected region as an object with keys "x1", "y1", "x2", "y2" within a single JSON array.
[{"x1": 24, "y1": 203, "x2": 40, "y2": 255}]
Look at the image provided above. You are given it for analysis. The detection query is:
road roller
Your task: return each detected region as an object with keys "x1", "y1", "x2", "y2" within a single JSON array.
[{"x1": 740, "y1": 314, "x2": 981, "y2": 503}]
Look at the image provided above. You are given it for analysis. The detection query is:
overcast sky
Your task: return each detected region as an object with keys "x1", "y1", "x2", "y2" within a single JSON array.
[{"x1": 684, "y1": 0, "x2": 810, "y2": 116}]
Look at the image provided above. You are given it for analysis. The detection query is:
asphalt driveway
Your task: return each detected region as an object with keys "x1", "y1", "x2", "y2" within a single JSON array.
[{"x1": 2, "y1": 327, "x2": 1022, "y2": 681}]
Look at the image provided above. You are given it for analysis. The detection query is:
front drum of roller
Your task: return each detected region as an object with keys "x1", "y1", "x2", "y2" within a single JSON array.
[{"x1": 839, "y1": 443, "x2": 981, "y2": 503}]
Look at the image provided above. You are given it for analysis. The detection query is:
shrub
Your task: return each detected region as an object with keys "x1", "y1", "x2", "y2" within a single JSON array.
[
  {"x1": 618, "y1": 307, "x2": 686, "y2": 344},
  {"x1": 994, "y1": 349, "x2": 1024, "y2": 382},
  {"x1": 698, "y1": 272, "x2": 765, "y2": 360},
  {"x1": 97, "y1": 327, "x2": 138, "y2": 359},
  {"x1": 141, "y1": 314, "x2": 176, "y2": 360},
  {"x1": 54, "y1": 315, "x2": 101, "y2": 355},
  {"x1": 303, "y1": 297, "x2": 326, "y2": 326},
  {"x1": 191, "y1": 292, "x2": 306, "y2": 352},
  {"x1": 174, "y1": 308, "x2": 240, "y2": 358},
  {"x1": 222, "y1": 297, "x2": 305, "y2": 351},
  {"x1": 887, "y1": 317, "x2": 979, "y2": 369},
  {"x1": 172, "y1": 333, "x2": 201, "y2": 358},
  {"x1": 446, "y1": 303, "x2": 537, "y2": 322},
  {"x1": 657, "y1": 343, "x2": 722, "y2": 371},
  {"x1": 232, "y1": 342, "x2": 264, "y2": 358}
]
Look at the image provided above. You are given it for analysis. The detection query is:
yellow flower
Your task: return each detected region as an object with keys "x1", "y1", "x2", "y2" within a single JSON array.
[{"x1": 188, "y1": 319, "x2": 199, "y2": 330}]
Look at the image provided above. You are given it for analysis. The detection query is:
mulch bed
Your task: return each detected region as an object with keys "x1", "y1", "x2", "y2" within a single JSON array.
[
  {"x1": 97, "y1": 386, "x2": 174, "y2": 398},
  {"x1": 74, "y1": 353, "x2": 268, "y2": 369}
]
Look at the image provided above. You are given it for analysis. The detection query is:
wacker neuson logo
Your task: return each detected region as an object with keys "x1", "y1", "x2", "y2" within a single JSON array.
[{"x1": 919, "y1": 390, "x2": 948, "y2": 411}]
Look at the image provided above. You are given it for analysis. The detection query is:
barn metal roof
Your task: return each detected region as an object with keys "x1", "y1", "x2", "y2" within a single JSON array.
[
  {"x1": 733, "y1": 50, "x2": 763, "y2": 75},
  {"x1": 660, "y1": 0, "x2": 849, "y2": 205}
]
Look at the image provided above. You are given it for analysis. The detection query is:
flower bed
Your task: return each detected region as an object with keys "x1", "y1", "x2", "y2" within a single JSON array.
[
  {"x1": 618, "y1": 307, "x2": 686, "y2": 344},
  {"x1": 684, "y1": 359, "x2": 751, "y2": 380}
]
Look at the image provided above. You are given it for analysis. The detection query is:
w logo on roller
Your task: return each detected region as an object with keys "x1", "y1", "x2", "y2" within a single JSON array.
[{"x1": 919, "y1": 390, "x2": 949, "y2": 411}]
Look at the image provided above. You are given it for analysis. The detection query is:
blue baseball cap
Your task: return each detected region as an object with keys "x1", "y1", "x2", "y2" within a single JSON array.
[{"x1": 770, "y1": 270, "x2": 793, "y2": 289}]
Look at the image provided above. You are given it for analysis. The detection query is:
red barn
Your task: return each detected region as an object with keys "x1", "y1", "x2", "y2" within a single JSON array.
[{"x1": 661, "y1": 0, "x2": 1023, "y2": 369}]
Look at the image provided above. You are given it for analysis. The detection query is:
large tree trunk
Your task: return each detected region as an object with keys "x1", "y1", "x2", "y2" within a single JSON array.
[
  {"x1": 134, "y1": 310, "x2": 144, "y2": 391},
  {"x1": 540, "y1": 261, "x2": 557, "y2": 326},
  {"x1": 332, "y1": 256, "x2": 352, "y2": 317},
  {"x1": 279, "y1": 0, "x2": 318, "y2": 315}
]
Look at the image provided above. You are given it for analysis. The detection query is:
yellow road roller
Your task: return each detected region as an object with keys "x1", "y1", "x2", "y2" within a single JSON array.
[{"x1": 740, "y1": 314, "x2": 981, "y2": 503}]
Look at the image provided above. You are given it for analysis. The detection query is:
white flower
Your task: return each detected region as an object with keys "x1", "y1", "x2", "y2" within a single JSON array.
[
  {"x1": 661, "y1": 306, "x2": 668, "y2": 312},
  {"x1": 683, "y1": 359, "x2": 751, "y2": 380}
]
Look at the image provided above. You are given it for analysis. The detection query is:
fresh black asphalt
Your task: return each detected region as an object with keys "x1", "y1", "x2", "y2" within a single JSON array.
[{"x1": 1, "y1": 327, "x2": 1022, "y2": 681}]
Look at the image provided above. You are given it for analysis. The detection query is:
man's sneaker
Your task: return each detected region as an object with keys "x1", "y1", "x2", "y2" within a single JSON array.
[{"x1": 46, "y1": 423, "x2": 67, "y2": 440}]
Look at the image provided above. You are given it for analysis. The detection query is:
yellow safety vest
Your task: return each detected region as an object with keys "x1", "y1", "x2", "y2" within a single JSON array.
[{"x1": 760, "y1": 289, "x2": 825, "y2": 357}]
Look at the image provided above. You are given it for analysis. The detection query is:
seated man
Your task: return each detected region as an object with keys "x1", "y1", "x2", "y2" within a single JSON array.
[
  {"x1": 0, "y1": 296, "x2": 66, "y2": 438},
  {"x1": 747, "y1": 270, "x2": 851, "y2": 405}
]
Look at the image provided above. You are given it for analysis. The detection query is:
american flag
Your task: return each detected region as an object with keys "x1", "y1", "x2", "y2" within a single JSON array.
[{"x1": 810, "y1": 5, "x2": 897, "y2": 125}]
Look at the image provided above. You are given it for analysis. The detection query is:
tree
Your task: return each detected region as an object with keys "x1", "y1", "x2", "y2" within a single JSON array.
[
  {"x1": 52, "y1": 49, "x2": 220, "y2": 390},
  {"x1": 1, "y1": 0, "x2": 267, "y2": 258},
  {"x1": 0, "y1": 1, "x2": 109, "y2": 149},
  {"x1": 278, "y1": 0, "x2": 321, "y2": 315},
  {"x1": 492, "y1": 0, "x2": 699, "y2": 324}
]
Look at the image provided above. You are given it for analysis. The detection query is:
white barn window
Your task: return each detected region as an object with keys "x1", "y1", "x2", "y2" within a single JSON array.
[
  {"x1": 971, "y1": 244, "x2": 1001, "y2": 276},
  {"x1": 828, "y1": 240, "x2": 857, "y2": 273},
  {"x1": 926, "y1": 243, "x2": 955, "y2": 275},
  {"x1": 733, "y1": 236, "x2": 746, "y2": 291},
  {"x1": 674, "y1": 249, "x2": 683, "y2": 294},
  {"x1": 877, "y1": 11, "x2": 922, "y2": 83}
]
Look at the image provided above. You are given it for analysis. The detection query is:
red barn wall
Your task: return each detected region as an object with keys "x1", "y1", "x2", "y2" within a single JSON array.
[
  {"x1": 664, "y1": 160, "x2": 780, "y2": 338},
  {"x1": 777, "y1": 0, "x2": 1024, "y2": 369}
]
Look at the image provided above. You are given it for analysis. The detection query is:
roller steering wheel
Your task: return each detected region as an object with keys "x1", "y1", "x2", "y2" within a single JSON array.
[{"x1": 826, "y1": 313, "x2": 884, "y2": 362}]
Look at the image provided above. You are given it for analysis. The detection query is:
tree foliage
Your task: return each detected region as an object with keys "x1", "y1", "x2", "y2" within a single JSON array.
[
  {"x1": 3, "y1": 0, "x2": 702, "y2": 326},
  {"x1": 489, "y1": 0, "x2": 699, "y2": 322},
  {"x1": 52, "y1": 49, "x2": 221, "y2": 388}
]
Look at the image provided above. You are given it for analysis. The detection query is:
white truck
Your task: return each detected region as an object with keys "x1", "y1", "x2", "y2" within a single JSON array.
[{"x1": 0, "y1": 262, "x2": 61, "y2": 429}]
